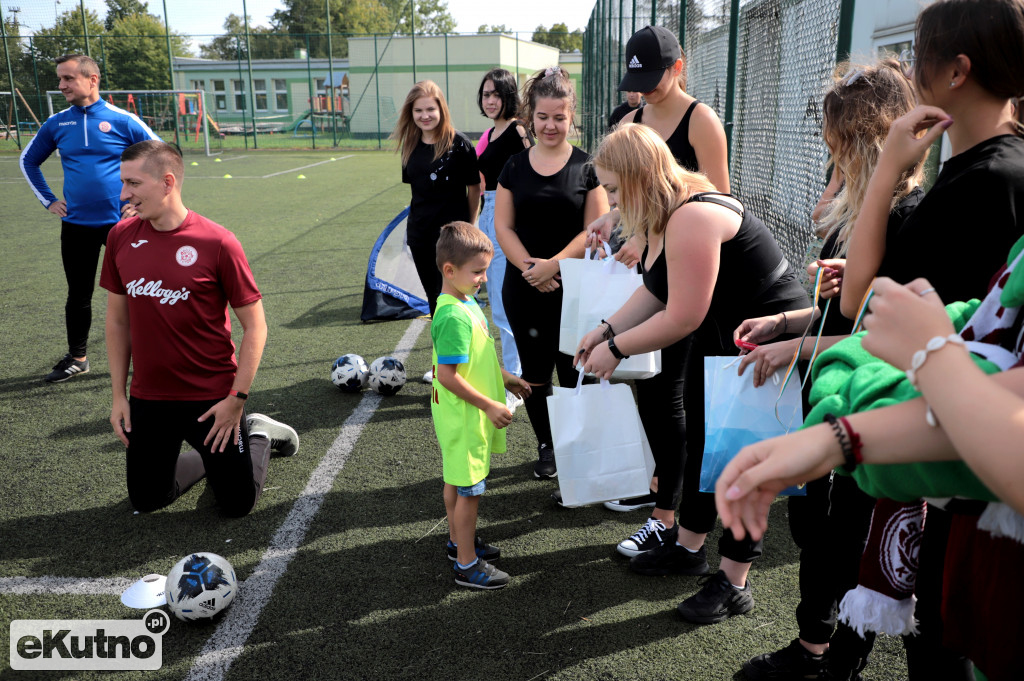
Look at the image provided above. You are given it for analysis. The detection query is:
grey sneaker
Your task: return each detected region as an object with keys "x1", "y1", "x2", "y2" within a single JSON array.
[
  {"x1": 453, "y1": 558, "x2": 510, "y2": 590},
  {"x1": 45, "y1": 354, "x2": 89, "y2": 383},
  {"x1": 246, "y1": 413, "x2": 299, "y2": 457}
]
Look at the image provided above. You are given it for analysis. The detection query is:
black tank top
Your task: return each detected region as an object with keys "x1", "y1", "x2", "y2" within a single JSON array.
[
  {"x1": 634, "y1": 100, "x2": 700, "y2": 172},
  {"x1": 642, "y1": 193, "x2": 808, "y2": 355}
]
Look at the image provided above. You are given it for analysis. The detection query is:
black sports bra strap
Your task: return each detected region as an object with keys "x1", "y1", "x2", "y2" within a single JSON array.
[{"x1": 684, "y1": 192, "x2": 744, "y2": 216}]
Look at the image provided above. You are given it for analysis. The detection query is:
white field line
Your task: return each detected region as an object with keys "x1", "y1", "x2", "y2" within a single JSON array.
[
  {"x1": 0, "y1": 576, "x2": 133, "y2": 595},
  {"x1": 210, "y1": 155, "x2": 250, "y2": 162},
  {"x1": 260, "y1": 155, "x2": 353, "y2": 179},
  {"x1": 183, "y1": 318, "x2": 427, "y2": 681}
]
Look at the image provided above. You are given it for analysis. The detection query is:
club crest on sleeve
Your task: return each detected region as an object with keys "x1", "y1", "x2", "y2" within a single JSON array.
[{"x1": 176, "y1": 246, "x2": 198, "y2": 267}]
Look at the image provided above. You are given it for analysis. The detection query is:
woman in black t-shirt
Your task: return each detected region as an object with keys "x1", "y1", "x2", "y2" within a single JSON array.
[
  {"x1": 476, "y1": 68, "x2": 533, "y2": 378},
  {"x1": 393, "y1": 80, "x2": 481, "y2": 317},
  {"x1": 494, "y1": 67, "x2": 608, "y2": 480},
  {"x1": 579, "y1": 123, "x2": 807, "y2": 625}
]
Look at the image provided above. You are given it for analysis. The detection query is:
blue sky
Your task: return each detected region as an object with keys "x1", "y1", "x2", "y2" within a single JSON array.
[{"x1": 15, "y1": 0, "x2": 595, "y2": 42}]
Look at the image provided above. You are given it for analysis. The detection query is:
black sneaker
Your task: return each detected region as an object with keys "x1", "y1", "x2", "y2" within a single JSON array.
[
  {"x1": 453, "y1": 558, "x2": 510, "y2": 590},
  {"x1": 533, "y1": 444, "x2": 557, "y2": 479},
  {"x1": 551, "y1": 489, "x2": 565, "y2": 507},
  {"x1": 446, "y1": 537, "x2": 500, "y2": 562},
  {"x1": 603, "y1": 491, "x2": 657, "y2": 512},
  {"x1": 742, "y1": 639, "x2": 827, "y2": 680},
  {"x1": 629, "y1": 541, "x2": 710, "y2": 576},
  {"x1": 677, "y1": 569, "x2": 754, "y2": 624},
  {"x1": 616, "y1": 517, "x2": 676, "y2": 557},
  {"x1": 246, "y1": 413, "x2": 300, "y2": 456},
  {"x1": 44, "y1": 354, "x2": 89, "y2": 383}
]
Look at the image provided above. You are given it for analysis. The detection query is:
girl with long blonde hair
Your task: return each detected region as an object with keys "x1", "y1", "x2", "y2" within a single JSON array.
[
  {"x1": 578, "y1": 123, "x2": 808, "y2": 623},
  {"x1": 392, "y1": 80, "x2": 480, "y2": 320}
]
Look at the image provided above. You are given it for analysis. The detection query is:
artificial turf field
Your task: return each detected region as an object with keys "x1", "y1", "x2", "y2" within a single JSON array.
[{"x1": 0, "y1": 150, "x2": 909, "y2": 680}]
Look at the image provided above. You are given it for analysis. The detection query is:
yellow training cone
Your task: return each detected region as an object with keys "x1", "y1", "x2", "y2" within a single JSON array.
[
  {"x1": 214, "y1": 158, "x2": 222, "y2": 162},
  {"x1": 223, "y1": 174, "x2": 232, "y2": 179},
  {"x1": 297, "y1": 174, "x2": 306, "y2": 179},
  {"x1": 190, "y1": 161, "x2": 199, "y2": 166}
]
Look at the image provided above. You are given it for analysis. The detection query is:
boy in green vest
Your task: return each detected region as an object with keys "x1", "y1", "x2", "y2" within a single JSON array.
[{"x1": 431, "y1": 221, "x2": 532, "y2": 589}]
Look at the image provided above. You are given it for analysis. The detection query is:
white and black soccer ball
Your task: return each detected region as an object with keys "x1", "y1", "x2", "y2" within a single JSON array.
[
  {"x1": 164, "y1": 552, "x2": 237, "y2": 622},
  {"x1": 368, "y1": 356, "x2": 407, "y2": 396},
  {"x1": 331, "y1": 354, "x2": 369, "y2": 393}
]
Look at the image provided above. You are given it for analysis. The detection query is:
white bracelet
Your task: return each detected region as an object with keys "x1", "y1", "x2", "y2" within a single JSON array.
[{"x1": 905, "y1": 334, "x2": 965, "y2": 388}]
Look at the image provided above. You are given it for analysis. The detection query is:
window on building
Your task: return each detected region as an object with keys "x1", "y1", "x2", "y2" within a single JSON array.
[
  {"x1": 232, "y1": 79, "x2": 246, "y2": 111},
  {"x1": 274, "y1": 79, "x2": 288, "y2": 111},
  {"x1": 212, "y1": 80, "x2": 226, "y2": 111},
  {"x1": 254, "y1": 78, "x2": 268, "y2": 111},
  {"x1": 189, "y1": 79, "x2": 205, "y2": 91}
]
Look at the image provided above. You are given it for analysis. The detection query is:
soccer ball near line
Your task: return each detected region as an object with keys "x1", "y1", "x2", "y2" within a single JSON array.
[
  {"x1": 164, "y1": 552, "x2": 238, "y2": 622},
  {"x1": 368, "y1": 356, "x2": 407, "y2": 396},
  {"x1": 331, "y1": 353, "x2": 369, "y2": 393}
]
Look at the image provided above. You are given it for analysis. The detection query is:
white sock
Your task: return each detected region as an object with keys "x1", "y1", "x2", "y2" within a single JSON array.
[{"x1": 675, "y1": 541, "x2": 700, "y2": 554}]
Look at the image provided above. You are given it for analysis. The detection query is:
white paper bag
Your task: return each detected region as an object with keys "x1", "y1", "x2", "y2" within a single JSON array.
[
  {"x1": 558, "y1": 245, "x2": 661, "y2": 380},
  {"x1": 547, "y1": 369, "x2": 656, "y2": 507}
]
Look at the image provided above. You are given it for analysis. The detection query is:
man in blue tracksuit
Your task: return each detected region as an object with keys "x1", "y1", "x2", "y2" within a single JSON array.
[{"x1": 20, "y1": 54, "x2": 160, "y2": 382}]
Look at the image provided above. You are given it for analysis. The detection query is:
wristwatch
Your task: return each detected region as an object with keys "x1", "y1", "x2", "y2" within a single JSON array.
[{"x1": 607, "y1": 337, "x2": 629, "y2": 360}]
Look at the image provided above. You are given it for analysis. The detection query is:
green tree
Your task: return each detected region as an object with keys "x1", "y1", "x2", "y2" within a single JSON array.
[
  {"x1": 31, "y1": 7, "x2": 105, "y2": 64},
  {"x1": 532, "y1": 22, "x2": 584, "y2": 52},
  {"x1": 477, "y1": 24, "x2": 509, "y2": 34},
  {"x1": 104, "y1": 0, "x2": 150, "y2": 31},
  {"x1": 383, "y1": 0, "x2": 456, "y2": 34},
  {"x1": 270, "y1": 0, "x2": 391, "y2": 57},
  {"x1": 200, "y1": 14, "x2": 297, "y2": 61},
  {"x1": 104, "y1": 12, "x2": 191, "y2": 90}
]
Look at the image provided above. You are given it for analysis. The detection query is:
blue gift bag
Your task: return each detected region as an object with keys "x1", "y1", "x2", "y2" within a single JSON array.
[{"x1": 699, "y1": 356, "x2": 806, "y2": 496}]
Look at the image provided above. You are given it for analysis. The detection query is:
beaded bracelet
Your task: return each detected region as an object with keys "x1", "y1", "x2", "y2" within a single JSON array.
[
  {"x1": 823, "y1": 413, "x2": 860, "y2": 472},
  {"x1": 905, "y1": 334, "x2": 965, "y2": 388}
]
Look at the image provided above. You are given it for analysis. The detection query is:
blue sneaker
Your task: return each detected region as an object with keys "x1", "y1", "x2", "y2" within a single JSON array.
[
  {"x1": 446, "y1": 537, "x2": 500, "y2": 562},
  {"x1": 453, "y1": 559, "x2": 510, "y2": 590}
]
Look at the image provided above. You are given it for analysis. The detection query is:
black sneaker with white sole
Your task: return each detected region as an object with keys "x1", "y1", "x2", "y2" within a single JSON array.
[
  {"x1": 44, "y1": 354, "x2": 89, "y2": 383},
  {"x1": 453, "y1": 558, "x2": 510, "y2": 590},
  {"x1": 741, "y1": 638, "x2": 827, "y2": 680},
  {"x1": 616, "y1": 517, "x2": 676, "y2": 557},
  {"x1": 677, "y1": 569, "x2": 754, "y2": 624},
  {"x1": 246, "y1": 413, "x2": 300, "y2": 457},
  {"x1": 629, "y1": 542, "x2": 710, "y2": 576},
  {"x1": 603, "y1": 491, "x2": 657, "y2": 512},
  {"x1": 533, "y1": 444, "x2": 557, "y2": 479}
]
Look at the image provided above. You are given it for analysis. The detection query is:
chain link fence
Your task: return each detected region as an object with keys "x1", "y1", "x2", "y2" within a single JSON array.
[
  {"x1": 1, "y1": 1, "x2": 583, "y2": 153},
  {"x1": 583, "y1": 0, "x2": 852, "y2": 269}
]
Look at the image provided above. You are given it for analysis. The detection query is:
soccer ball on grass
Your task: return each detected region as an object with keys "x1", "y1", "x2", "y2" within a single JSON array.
[
  {"x1": 164, "y1": 552, "x2": 237, "y2": 622},
  {"x1": 368, "y1": 356, "x2": 407, "y2": 396},
  {"x1": 331, "y1": 354, "x2": 369, "y2": 392}
]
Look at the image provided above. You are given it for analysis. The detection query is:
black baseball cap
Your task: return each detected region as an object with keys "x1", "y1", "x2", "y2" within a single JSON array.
[{"x1": 618, "y1": 25, "x2": 681, "y2": 93}]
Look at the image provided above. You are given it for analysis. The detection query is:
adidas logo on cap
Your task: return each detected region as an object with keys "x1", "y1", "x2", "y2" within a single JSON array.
[
  {"x1": 629, "y1": 55, "x2": 642, "y2": 69},
  {"x1": 198, "y1": 597, "x2": 216, "y2": 611}
]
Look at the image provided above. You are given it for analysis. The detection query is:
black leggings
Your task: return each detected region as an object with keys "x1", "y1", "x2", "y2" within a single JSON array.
[
  {"x1": 409, "y1": 239, "x2": 443, "y2": 317},
  {"x1": 126, "y1": 397, "x2": 270, "y2": 517},
  {"x1": 788, "y1": 473, "x2": 877, "y2": 671},
  {"x1": 503, "y1": 271, "x2": 578, "y2": 446},
  {"x1": 61, "y1": 221, "x2": 113, "y2": 357}
]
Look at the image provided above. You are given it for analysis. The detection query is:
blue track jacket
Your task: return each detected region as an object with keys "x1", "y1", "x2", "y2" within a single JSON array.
[{"x1": 20, "y1": 99, "x2": 160, "y2": 228}]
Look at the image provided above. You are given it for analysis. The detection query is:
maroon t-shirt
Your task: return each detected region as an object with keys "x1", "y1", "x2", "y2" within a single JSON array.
[{"x1": 100, "y1": 211, "x2": 262, "y2": 400}]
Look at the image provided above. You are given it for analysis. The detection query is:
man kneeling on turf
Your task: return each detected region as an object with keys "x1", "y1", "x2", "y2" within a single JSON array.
[
  {"x1": 432, "y1": 222, "x2": 531, "y2": 589},
  {"x1": 100, "y1": 140, "x2": 298, "y2": 517}
]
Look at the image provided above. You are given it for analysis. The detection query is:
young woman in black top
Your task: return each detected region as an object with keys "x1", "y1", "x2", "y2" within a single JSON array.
[
  {"x1": 494, "y1": 67, "x2": 609, "y2": 479},
  {"x1": 476, "y1": 68, "x2": 533, "y2": 378},
  {"x1": 732, "y1": 59, "x2": 926, "y2": 681},
  {"x1": 393, "y1": 80, "x2": 481, "y2": 318},
  {"x1": 579, "y1": 123, "x2": 808, "y2": 624}
]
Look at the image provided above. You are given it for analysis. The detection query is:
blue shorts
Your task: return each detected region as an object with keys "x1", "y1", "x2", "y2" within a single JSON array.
[{"x1": 457, "y1": 479, "x2": 487, "y2": 497}]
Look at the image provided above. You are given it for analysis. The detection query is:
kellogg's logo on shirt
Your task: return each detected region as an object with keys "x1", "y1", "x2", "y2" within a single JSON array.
[
  {"x1": 176, "y1": 246, "x2": 198, "y2": 267},
  {"x1": 125, "y1": 278, "x2": 191, "y2": 305}
]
